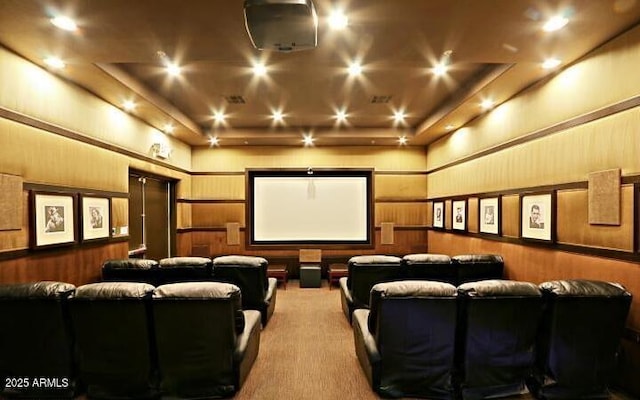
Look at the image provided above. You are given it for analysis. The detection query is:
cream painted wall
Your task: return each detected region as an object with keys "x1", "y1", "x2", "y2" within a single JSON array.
[
  {"x1": 427, "y1": 23, "x2": 640, "y2": 198},
  {"x1": 0, "y1": 46, "x2": 191, "y2": 172}
]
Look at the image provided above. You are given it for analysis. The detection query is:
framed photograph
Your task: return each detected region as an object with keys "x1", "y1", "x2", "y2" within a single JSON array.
[
  {"x1": 31, "y1": 191, "x2": 76, "y2": 249},
  {"x1": 479, "y1": 196, "x2": 501, "y2": 235},
  {"x1": 452, "y1": 199, "x2": 467, "y2": 231},
  {"x1": 433, "y1": 201, "x2": 445, "y2": 229},
  {"x1": 520, "y1": 191, "x2": 555, "y2": 242},
  {"x1": 81, "y1": 195, "x2": 111, "y2": 242}
]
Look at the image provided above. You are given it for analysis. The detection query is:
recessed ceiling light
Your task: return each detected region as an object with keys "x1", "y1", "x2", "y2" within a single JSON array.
[
  {"x1": 303, "y1": 134, "x2": 315, "y2": 146},
  {"x1": 445, "y1": 124, "x2": 455, "y2": 131},
  {"x1": 542, "y1": 58, "x2": 562, "y2": 69},
  {"x1": 348, "y1": 62, "x2": 363, "y2": 76},
  {"x1": 271, "y1": 110, "x2": 284, "y2": 123},
  {"x1": 543, "y1": 15, "x2": 568, "y2": 32},
  {"x1": 432, "y1": 62, "x2": 448, "y2": 76},
  {"x1": 253, "y1": 62, "x2": 267, "y2": 76},
  {"x1": 166, "y1": 63, "x2": 181, "y2": 77},
  {"x1": 398, "y1": 136, "x2": 408, "y2": 145},
  {"x1": 328, "y1": 9, "x2": 348, "y2": 29},
  {"x1": 163, "y1": 124, "x2": 174, "y2": 134},
  {"x1": 393, "y1": 110, "x2": 406, "y2": 123},
  {"x1": 335, "y1": 109, "x2": 348, "y2": 123},
  {"x1": 213, "y1": 111, "x2": 226, "y2": 124},
  {"x1": 480, "y1": 99, "x2": 495, "y2": 110},
  {"x1": 43, "y1": 57, "x2": 65, "y2": 69},
  {"x1": 123, "y1": 100, "x2": 136, "y2": 112},
  {"x1": 50, "y1": 16, "x2": 77, "y2": 31},
  {"x1": 209, "y1": 136, "x2": 220, "y2": 146}
]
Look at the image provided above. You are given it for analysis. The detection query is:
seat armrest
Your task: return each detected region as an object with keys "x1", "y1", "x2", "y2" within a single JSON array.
[
  {"x1": 265, "y1": 277, "x2": 277, "y2": 303},
  {"x1": 234, "y1": 310, "x2": 261, "y2": 362},
  {"x1": 339, "y1": 277, "x2": 352, "y2": 303},
  {"x1": 352, "y1": 309, "x2": 380, "y2": 389}
]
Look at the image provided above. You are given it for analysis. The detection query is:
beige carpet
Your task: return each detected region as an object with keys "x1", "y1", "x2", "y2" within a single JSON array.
[{"x1": 233, "y1": 280, "x2": 379, "y2": 400}]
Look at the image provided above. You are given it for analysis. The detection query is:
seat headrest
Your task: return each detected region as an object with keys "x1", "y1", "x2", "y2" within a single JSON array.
[
  {"x1": 73, "y1": 282, "x2": 154, "y2": 299},
  {"x1": 540, "y1": 279, "x2": 631, "y2": 297},
  {"x1": 451, "y1": 254, "x2": 504, "y2": 264},
  {"x1": 158, "y1": 257, "x2": 212, "y2": 267},
  {"x1": 403, "y1": 253, "x2": 451, "y2": 265},
  {"x1": 102, "y1": 259, "x2": 158, "y2": 270},
  {"x1": 459, "y1": 279, "x2": 541, "y2": 297},
  {"x1": 213, "y1": 255, "x2": 268, "y2": 267},
  {"x1": 372, "y1": 280, "x2": 457, "y2": 298},
  {"x1": 0, "y1": 281, "x2": 76, "y2": 299},
  {"x1": 349, "y1": 255, "x2": 402, "y2": 265},
  {"x1": 154, "y1": 282, "x2": 241, "y2": 299}
]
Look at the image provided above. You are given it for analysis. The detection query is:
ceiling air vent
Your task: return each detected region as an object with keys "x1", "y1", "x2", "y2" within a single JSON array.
[
  {"x1": 371, "y1": 95, "x2": 392, "y2": 104},
  {"x1": 225, "y1": 95, "x2": 246, "y2": 104}
]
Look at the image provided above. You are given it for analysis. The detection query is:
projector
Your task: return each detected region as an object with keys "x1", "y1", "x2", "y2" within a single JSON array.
[{"x1": 244, "y1": 0, "x2": 318, "y2": 52}]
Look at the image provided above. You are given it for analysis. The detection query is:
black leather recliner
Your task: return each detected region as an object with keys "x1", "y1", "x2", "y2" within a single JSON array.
[
  {"x1": 69, "y1": 282, "x2": 158, "y2": 399},
  {"x1": 0, "y1": 281, "x2": 78, "y2": 399},
  {"x1": 403, "y1": 253, "x2": 454, "y2": 284},
  {"x1": 101, "y1": 258, "x2": 158, "y2": 286},
  {"x1": 528, "y1": 279, "x2": 632, "y2": 399},
  {"x1": 152, "y1": 282, "x2": 261, "y2": 398},
  {"x1": 339, "y1": 255, "x2": 403, "y2": 322},
  {"x1": 157, "y1": 256, "x2": 213, "y2": 285},
  {"x1": 451, "y1": 254, "x2": 504, "y2": 286},
  {"x1": 353, "y1": 280, "x2": 458, "y2": 399},
  {"x1": 457, "y1": 279, "x2": 544, "y2": 399},
  {"x1": 212, "y1": 255, "x2": 277, "y2": 326}
]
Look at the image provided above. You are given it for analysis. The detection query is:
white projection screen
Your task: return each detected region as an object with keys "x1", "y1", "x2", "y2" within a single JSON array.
[{"x1": 248, "y1": 170, "x2": 373, "y2": 245}]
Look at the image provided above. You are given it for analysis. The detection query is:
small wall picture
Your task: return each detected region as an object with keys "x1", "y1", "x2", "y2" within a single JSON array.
[
  {"x1": 433, "y1": 201, "x2": 445, "y2": 229},
  {"x1": 520, "y1": 192, "x2": 555, "y2": 242},
  {"x1": 452, "y1": 199, "x2": 467, "y2": 231},
  {"x1": 81, "y1": 196, "x2": 111, "y2": 241},
  {"x1": 31, "y1": 191, "x2": 76, "y2": 248},
  {"x1": 479, "y1": 196, "x2": 500, "y2": 235}
]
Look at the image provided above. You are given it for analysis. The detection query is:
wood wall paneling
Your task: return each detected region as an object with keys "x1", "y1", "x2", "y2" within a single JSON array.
[
  {"x1": 191, "y1": 203, "x2": 245, "y2": 227},
  {"x1": 502, "y1": 195, "x2": 520, "y2": 238},
  {"x1": 375, "y1": 202, "x2": 428, "y2": 226},
  {"x1": 557, "y1": 186, "x2": 634, "y2": 251},
  {"x1": 0, "y1": 192, "x2": 29, "y2": 252},
  {"x1": 375, "y1": 174, "x2": 428, "y2": 199},
  {"x1": 191, "y1": 175, "x2": 245, "y2": 200},
  {"x1": 0, "y1": 173, "x2": 23, "y2": 231},
  {"x1": 426, "y1": 201, "x2": 433, "y2": 228},
  {"x1": 444, "y1": 200, "x2": 452, "y2": 230},
  {"x1": 110, "y1": 197, "x2": 129, "y2": 236},
  {"x1": 467, "y1": 197, "x2": 479, "y2": 233}
]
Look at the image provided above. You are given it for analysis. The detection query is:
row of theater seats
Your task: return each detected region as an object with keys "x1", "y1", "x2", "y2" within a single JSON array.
[
  {"x1": 0, "y1": 280, "x2": 260, "y2": 400},
  {"x1": 340, "y1": 254, "x2": 504, "y2": 321},
  {"x1": 102, "y1": 255, "x2": 277, "y2": 326},
  {"x1": 352, "y1": 279, "x2": 632, "y2": 400}
]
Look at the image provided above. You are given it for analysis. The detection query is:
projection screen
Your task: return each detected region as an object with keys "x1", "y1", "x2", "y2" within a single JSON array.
[{"x1": 248, "y1": 169, "x2": 373, "y2": 245}]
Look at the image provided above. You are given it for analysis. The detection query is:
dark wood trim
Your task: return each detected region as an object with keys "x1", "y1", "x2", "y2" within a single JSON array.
[
  {"x1": 190, "y1": 171, "x2": 246, "y2": 176},
  {"x1": 427, "y1": 94, "x2": 640, "y2": 175},
  {"x1": 177, "y1": 227, "x2": 231, "y2": 233},
  {"x1": 375, "y1": 171, "x2": 429, "y2": 175},
  {"x1": 0, "y1": 249, "x2": 29, "y2": 261},
  {"x1": 0, "y1": 235, "x2": 128, "y2": 262},
  {"x1": 177, "y1": 199, "x2": 244, "y2": 204},
  {"x1": 0, "y1": 105, "x2": 190, "y2": 175},
  {"x1": 23, "y1": 183, "x2": 128, "y2": 198},
  {"x1": 428, "y1": 182, "x2": 588, "y2": 202},
  {"x1": 375, "y1": 197, "x2": 429, "y2": 203}
]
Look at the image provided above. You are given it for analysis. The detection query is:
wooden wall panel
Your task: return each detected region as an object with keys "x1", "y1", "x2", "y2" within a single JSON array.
[
  {"x1": 111, "y1": 197, "x2": 128, "y2": 236},
  {"x1": 0, "y1": 192, "x2": 29, "y2": 251},
  {"x1": 375, "y1": 203, "x2": 428, "y2": 226},
  {"x1": 0, "y1": 242, "x2": 127, "y2": 285},
  {"x1": 468, "y1": 197, "x2": 479, "y2": 233},
  {"x1": 176, "y1": 202, "x2": 191, "y2": 229},
  {"x1": 427, "y1": 231, "x2": 640, "y2": 331},
  {"x1": 426, "y1": 201, "x2": 433, "y2": 228},
  {"x1": 191, "y1": 175, "x2": 245, "y2": 199},
  {"x1": 191, "y1": 203, "x2": 245, "y2": 227},
  {"x1": 502, "y1": 194, "x2": 520, "y2": 238},
  {"x1": 375, "y1": 175, "x2": 428, "y2": 199},
  {"x1": 557, "y1": 186, "x2": 634, "y2": 251},
  {"x1": 427, "y1": 24, "x2": 640, "y2": 171},
  {"x1": 444, "y1": 200, "x2": 452, "y2": 230}
]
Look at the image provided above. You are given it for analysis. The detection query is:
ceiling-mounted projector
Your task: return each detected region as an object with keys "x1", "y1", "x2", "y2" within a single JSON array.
[{"x1": 244, "y1": 0, "x2": 318, "y2": 52}]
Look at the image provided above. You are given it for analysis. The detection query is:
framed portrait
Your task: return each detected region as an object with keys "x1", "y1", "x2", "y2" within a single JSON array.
[
  {"x1": 520, "y1": 191, "x2": 555, "y2": 242},
  {"x1": 433, "y1": 201, "x2": 445, "y2": 229},
  {"x1": 31, "y1": 191, "x2": 76, "y2": 249},
  {"x1": 452, "y1": 199, "x2": 467, "y2": 231},
  {"x1": 81, "y1": 195, "x2": 111, "y2": 242},
  {"x1": 479, "y1": 196, "x2": 501, "y2": 235}
]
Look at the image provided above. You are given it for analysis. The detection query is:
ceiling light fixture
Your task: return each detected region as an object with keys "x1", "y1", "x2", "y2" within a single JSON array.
[
  {"x1": 480, "y1": 99, "x2": 495, "y2": 110},
  {"x1": 445, "y1": 124, "x2": 455, "y2": 131},
  {"x1": 43, "y1": 57, "x2": 65, "y2": 69},
  {"x1": 542, "y1": 58, "x2": 562, "y2": 69},
  {"x1": 328, "y1": 9, "x2": 348, "y2": 29},
  {"x1": 208, "y1": 136, "x2": 220, "y2": 146},
  {"x1": 166, "y1": 62, "x2": 181, "y2": 77},
  {"x1": 393, "y1": 110, "x2": 406, "y2": 123},
  {"x1": 303, "y1": 133, "x2": 315, "y2": 146},
  {"x1": 398, "y1": 136, "x2": 408, "y2": 145},
  {"x1": 163, "y1": 124, "x2": 174, "y2": 134},
  {"x1": 348, "y1": 62, "x2": 363, "y2": 76},
  {"x1": 543, "y1": 15, "x2": 569, "y2": 32},
  {"x1": 271, "y1": 110, "x2": 284, "y2": 123},
  {"x1": 213, "y1": 111, "x2": 226, "y2": 124},
  {"x1": 432, "y1": 50, "x2": 453, "y2": 76},
  {"x1": 50, "y1": 16, "x2": 77, "y2": 31},
  {"x1": 335, "y1": 109, "x2": 348, "y2": 123},
  {"x1": 122, "y1": 100, "x2": 136, "y2": 112},
  {"x1": 253, "y1": 62, "x2": 267, "y2": 76}
]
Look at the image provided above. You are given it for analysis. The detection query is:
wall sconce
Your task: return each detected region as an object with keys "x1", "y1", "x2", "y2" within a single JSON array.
[{"x1": 151, "y1": 142, "x2": 171, "y2": 159}]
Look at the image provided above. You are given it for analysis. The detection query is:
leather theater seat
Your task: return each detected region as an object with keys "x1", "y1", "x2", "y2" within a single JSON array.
[
  {"x1": 528, "y1": 279, "x2": 632, "y2": 399},
  {"x1": 403, "y1": 253, "x2": 454, "y2": 284},
  {"x1": 69, "y1": 282, "x2": 158, "y2": 400},
  {"x1": 213, "y1": 255, "x2": 277, "y2": 326},
  {"x1": 339, "y1": 255, "x2": 403, "y2": 322},
  {"x1": 353, "y1": 280, "x2": 459, "y2": 399},
  {"x1": 457, "y1": 279, "x2": 544, "y2": 399},
  {"x1": 0, "y1": 281, "x2": 78, "y2": 399},
  {"x1": 152, "y1": 282, "x2": 261, "y2": 398},
  {"x1": 451, "y1": 254, "x2": 504, "y2": 286},
  {"x1": 101, "y1": 258, "x2": 159, "y2": 286},
  {"x1": 157, "y1": 256, "x2": 213, "y2": 285}
]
